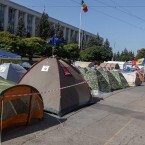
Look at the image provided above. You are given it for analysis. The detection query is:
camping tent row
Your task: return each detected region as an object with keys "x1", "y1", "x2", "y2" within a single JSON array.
[
  {"x1": 78, "y1": 67, "x2": 129, "y2": 94},
  {"x1": 0, "y1": 77, "x2": 43, "y2": 130}
]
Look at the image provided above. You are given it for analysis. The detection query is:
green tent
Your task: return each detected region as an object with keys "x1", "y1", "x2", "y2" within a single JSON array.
[
  {"x1": 97, "y1": 68, "x2": 121, "y2": 91},
  {"x1": 0, "y1": 76, "x2": 16, "y2": 93},
  {"x1": 111, "y1": 71, "x2": 129, "y2": 89},
  {"x1": 79, "y1": 68, "x2": 112, "y2": 93}
]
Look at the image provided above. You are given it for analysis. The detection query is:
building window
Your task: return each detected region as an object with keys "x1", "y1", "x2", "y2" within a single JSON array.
[
  {"x1": 19, "y1": 11, "x2": 25, "y2": 19},
  {"x1": 35, "y1": 17, "x2": 40, "y2": 35},
  {"x1": 8, "y1": 7, "x2": 15, "y2": 33},
  {"x1": 0, "y1": 4, "x2": 4, "y2": 30},
  {"x1": 27, "y1": 14, "x2": 33, "y2": 36}
]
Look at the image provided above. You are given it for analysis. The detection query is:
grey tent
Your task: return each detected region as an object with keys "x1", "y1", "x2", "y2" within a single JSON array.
[
  {"x1": 18, "y1": 57, "x2": 92, "y2": 116},
  {"x1": 0, "y1": 63, "x2": 27, "y2": 83}
]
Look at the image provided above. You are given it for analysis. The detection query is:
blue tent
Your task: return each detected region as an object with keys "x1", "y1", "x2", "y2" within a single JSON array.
[{"x1": 0, "y1": 49, "x2": 21, "y2": 60}]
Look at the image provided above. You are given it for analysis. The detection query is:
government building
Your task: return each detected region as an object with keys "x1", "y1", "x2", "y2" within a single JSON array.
[{"x1": 0, "y1": 0, "x2": 95, "y2": 43}]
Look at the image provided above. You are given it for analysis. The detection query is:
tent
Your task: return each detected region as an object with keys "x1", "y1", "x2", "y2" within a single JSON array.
[
  {"x1": 111, "y1": 71, "x2": 129, "y2": 89},
  {"x1": 78, "y1": 68, "x2": 114, "y2": 93},
  {"x1": 18, "y1": 57, "x2": 92, "y2": 116},
  {"x1": 0, "y1": 63, "x2": 27, "y2": 83},
  {"x1": 122, "y1": 71, "x2": 142, "y2": 86},
  {"x1": 0, "y1": 49, "x2": 21, "y2": 60},
  {"x1": 0, "y1": 84, "x2": 43, "y2": 130},
  {"x1": 99, "y1": 63, "x2": 107, "y2": 68},
  {"x1": 0, "y1": 76, "x2": 16, "y2": 93},
  {"x1": 20, "y1": 62, "x2": 32, "y2": 70},
  {"x1": 97, "y1": 68, "x2": 121, "y2": 91},
  {"x1": 74, "y1": 61, "x2": 94, "y2": 68},
  {"x1": 104, "y1": 61, "x2": 127, "y2": 70}
]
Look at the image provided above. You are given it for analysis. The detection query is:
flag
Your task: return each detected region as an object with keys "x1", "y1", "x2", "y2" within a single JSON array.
[
  {"x1": 136, "y1": 58, "x2": 145, "y2": 65},
  {"x1": 48, "y1": 35, "x2": 62, "y2": 45},
  {"x1": 82, "y1": 0, "x2": 88, "y2": 12}
]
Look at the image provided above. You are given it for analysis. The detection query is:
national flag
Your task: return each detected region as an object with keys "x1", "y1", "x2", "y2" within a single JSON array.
[
  {"x1": 132, "y1": 60, "x2": 137, "y2": 66},
  {"x1": 136, "y1": 58, "x2": 145, "y2": 65},
  {"x1": 82, "y1": 0, "x2": 88, "y2": 12}
]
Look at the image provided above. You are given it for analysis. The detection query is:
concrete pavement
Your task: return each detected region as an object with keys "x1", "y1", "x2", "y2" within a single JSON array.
[{"x1": 2, "y1": 84, "x2": 145, "y2": 145}]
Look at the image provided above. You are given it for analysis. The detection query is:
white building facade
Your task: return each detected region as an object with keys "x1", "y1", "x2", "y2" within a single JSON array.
[{"x1": 0, "y1": 0, "x2": 95, "y2": 43}]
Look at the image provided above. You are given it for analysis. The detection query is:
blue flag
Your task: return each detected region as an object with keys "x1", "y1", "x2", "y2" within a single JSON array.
[{"x1": 48, "y1": 35, "x2": 62, "y2": 45}]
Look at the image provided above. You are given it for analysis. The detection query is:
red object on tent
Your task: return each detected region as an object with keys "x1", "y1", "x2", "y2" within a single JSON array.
[{"x1": 132, "y1": 60, "x2": 137, "y2": 66}]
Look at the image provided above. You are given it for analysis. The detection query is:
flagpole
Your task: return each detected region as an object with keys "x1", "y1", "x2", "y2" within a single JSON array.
[{"x1": 78, "y1": 8, "x2": 82, "y2": 50}]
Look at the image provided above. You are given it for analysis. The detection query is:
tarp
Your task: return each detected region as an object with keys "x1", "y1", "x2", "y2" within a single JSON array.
[{"x1": 0, "y1": 49, "x2": 21, "y2": 60}]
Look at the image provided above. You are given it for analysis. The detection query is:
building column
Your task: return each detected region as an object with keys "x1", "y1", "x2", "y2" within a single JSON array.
[
  {"x1": 14, "y1": 9, "x2": 19, "y2": 33},
  {"x1": 32, "y1": 16, "x2": 36, "y2": 36},
  {"x1": 68, "y1": 29, "x2": 71, "y2": 43},
  {"x1": 24, "y1": 13, "x2": 27, "y2": 32},
  {"x1": 76, "y1": 32, "x2": 79, "y2": 43},
  {"x1": 63, "y1": 27, "x2": 66, "y2": 40},
  {"x1": 4, "y1": 5, "x2": 9, "y2": 31}
]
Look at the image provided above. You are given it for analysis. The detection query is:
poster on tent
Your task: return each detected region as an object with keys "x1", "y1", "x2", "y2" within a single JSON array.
[{"x1": 41, "y1": 65, "x2": 50, "y2": 72}]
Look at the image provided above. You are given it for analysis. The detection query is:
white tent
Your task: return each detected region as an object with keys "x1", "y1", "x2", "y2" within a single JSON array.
[
  {"x1": 74, "y1": 61, "x2": 94, "y2": 68},
  {"x1": 0, "y1": 63, "x2": 26, "y2": 83},
  {"x1": 122, "y1": 71, "x2": 142, "y2": 86},
  {"x1": 104, "y1": 61, "x2": 127, "y2": 70}
]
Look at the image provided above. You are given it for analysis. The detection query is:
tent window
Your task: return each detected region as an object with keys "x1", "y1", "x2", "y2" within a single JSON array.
[
  {"x1": 10, "y1": 98, "x2": 30, "y2": 114},
  {"x1": 62, "y1": 67, "x2": 72, "y2": 76}
]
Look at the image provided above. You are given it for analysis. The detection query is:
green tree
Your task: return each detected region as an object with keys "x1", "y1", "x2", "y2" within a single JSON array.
[
  {"x1": 87, "y1": 33, "x2": 104, "y2": 47},
  {"x1": 63, "y1": 44, "x2": 80, "y2": 60},
  {"x1": 0, "y1": 31, "x2": 26, "y2": 56},
  {"x1": 104, "y1": 38, "x2": 110, "y2": 49},
  {"x1": 136, "y1": 48, "x2": 145, "y2": 59},
  {"x1": 23, "y1": 37, "x2": 48, "y2": 61},
  {"x1": 54, "y1": 23, "x2": 65, "y2": 43},
  {"x1": 80, "y1": 46, "x2": 112, "y2": 62},
  {"x1": 36, "y1": 12, "x2": 51, "y2": 40},
  {"x1": 16, "y1": 17, "x2": 26, "y2": 37}
]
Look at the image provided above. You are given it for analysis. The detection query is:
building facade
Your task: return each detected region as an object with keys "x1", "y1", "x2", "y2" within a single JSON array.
[{"x1": 0, "y1": 0, "x2": 95, "y2": 43}]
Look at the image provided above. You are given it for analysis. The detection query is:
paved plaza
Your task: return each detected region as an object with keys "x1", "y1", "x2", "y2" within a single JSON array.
[{"x1": 2, "y1": 84, "x2": 145, "y2": 145}]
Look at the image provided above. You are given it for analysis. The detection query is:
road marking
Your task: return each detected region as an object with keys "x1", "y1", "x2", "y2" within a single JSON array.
[{"x1": 104, "y1": 118, "x2": 133, "y2": 145}]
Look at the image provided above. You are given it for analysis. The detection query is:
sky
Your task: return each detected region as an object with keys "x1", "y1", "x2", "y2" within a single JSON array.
[{"x1": 10, "y1": 0, "x2": 145, "y2": 54}]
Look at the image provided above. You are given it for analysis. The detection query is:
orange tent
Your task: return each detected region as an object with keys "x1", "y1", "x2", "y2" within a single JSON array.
[{"x1": 0, "y1": 85, "x2": 43, "y2": 130}]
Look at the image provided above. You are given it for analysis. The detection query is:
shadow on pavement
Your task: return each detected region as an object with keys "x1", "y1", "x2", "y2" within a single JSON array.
[{"x1": 2, "y1": 113, "x2": 66, "y2": 142}]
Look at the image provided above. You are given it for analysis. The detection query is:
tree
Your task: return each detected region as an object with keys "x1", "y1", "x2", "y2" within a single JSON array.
[
  {"x1": 80, "y1": 46, "x2": 112, "y2": 62},
  {"x1": 63, "y1": 44, "x2": 80, "y2": 60},
  {"x1": 86, "y1": 33, "x2": 104, "y2": 47},
  {"x1": 54, "y1": 23, "x2": 65, "y2": 43},
  {"x1": 36, "y1": 12, "x2": 51, "y2": 40},
  {"x1": 23, "y1": 37, "x2": 48, "y2": 62},
  {"x1": 104, "y1": 38, "x2": 110, "y2": 49},
  {"x1": 16, "y1": 17, "x2": 26, "y2": 37},
  {"x1": 136, "y1": 48, "x2": 145, "y2": 59},
  {"x1": 0, "y1": 31, "x2": 27, "y2": 56}
]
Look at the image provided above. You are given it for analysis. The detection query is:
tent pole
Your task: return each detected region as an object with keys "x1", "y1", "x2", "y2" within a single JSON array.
[{"x1": 0, "y1": 99, "x2": 4, "y2": 145}]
